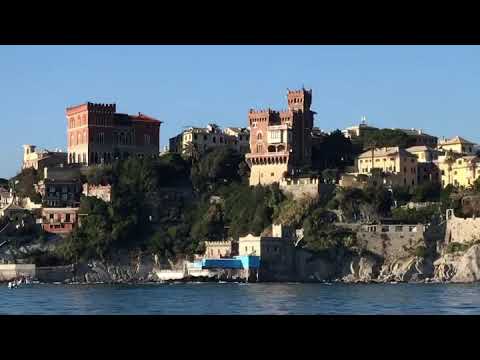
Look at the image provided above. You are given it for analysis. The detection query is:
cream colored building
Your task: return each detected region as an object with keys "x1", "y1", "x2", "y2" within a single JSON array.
[
  {"x1": 238, "y1": 224, "x2": 293, "y2": 261},
  {"x1": 356, "y1": 147, "x2": 418, "y2": 187},
  {"x1": 405, "y1": 145, "x2": 442, "y2": 163},
  {"x1": 204, "y1": 240, "x2": 237, "y2": 258},
  {"x1": 169, "y1": 124, "x2": 250, "y2": 156},
  {"x1": 438, "y1": 136, "x2": 476, "y2": 155},
  {"x1": 438, "y1": 154, "x2": 480, "y2": 188},
  {"x1": 22, "y1": 145, "x2": 68, "y2": 171}
]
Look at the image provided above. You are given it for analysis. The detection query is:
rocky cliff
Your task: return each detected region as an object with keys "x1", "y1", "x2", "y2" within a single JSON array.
[
  {"x1": 294, "y1": 248, "x2": 435, "y2": 283},
  {"x1": 434, "y1": 244, "x2": 480, "y2": 283}
]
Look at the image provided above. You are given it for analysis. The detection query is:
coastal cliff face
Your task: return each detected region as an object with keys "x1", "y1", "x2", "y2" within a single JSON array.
[
  {"x1": 434, "y1": 245, "x2": 480, "y2": 283},
  {"x1": 294, "y1": 249, "x2": 435, "y2": 283}
]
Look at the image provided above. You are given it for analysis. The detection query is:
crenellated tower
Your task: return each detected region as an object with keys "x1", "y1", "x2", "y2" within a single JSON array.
[{"x1": 245, "y1": 88, "x2": 315, "y2": 186}]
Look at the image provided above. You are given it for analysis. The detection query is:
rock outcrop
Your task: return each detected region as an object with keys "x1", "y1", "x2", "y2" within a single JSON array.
[{"x1": 433, "y1": 245, "x2": 480, "y2": 283}]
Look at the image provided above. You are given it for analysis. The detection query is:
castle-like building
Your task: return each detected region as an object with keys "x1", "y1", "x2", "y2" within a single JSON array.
[
  {"x1": 245, "y1": 89, "x2": 315, "y2": 186},
  {"x1": 66, "y1": 102, "x2": 162, "y2": 165}
]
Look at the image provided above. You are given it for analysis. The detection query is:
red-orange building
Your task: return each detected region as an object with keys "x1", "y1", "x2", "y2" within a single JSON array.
[
  {"x1": 245, "y1": 89, "x2": 315, "y2": 185},
  {"x1": 66, "y1": 102, "x2": 162, "y2": 165}
]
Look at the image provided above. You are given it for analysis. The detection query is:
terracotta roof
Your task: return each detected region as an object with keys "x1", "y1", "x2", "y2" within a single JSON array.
[{"x1": 129, "y1": 113, "x2": 162, "y2": 124}]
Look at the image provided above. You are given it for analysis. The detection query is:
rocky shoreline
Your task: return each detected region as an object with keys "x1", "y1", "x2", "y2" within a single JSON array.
[{"x1": 24, "y1": 246, "x2": 480, "y2": 285}]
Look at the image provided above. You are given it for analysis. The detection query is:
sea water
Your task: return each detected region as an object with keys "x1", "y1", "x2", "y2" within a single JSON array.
[{"x1": 1, "y1": 282, "x2": 480, "y2": 314}]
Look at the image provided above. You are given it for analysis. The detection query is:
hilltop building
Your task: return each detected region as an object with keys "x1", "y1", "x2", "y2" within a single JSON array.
[
  {"x1": 438, "y1": 153, "x2": 480, "y2": 188},
  {"x1": 169, "y1": 124, "x2": 250, "y2": 156},
  {"x1": 245, "y1": 88, "x2": 315, "y2": 186},
  {"x1": 66, "y1": 102, "x2": 162, "y2": 166},
  {"x1": 355, "y1": 146, "x2": 418, "y2": 187},
  {"x1": 438, "y1": 136, "x2": 476, "y2": 155},
  {"x1": 22, "y1": 145, "x2": 67, "y2": 171},
  {"x1": 342, "y1": 118, "x2": 377, "y2": 139}
]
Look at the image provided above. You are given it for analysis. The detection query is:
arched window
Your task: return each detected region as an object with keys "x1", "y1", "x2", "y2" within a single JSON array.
[{"x1": 257, "y1": 132, "x2": 262, "y2": 140}]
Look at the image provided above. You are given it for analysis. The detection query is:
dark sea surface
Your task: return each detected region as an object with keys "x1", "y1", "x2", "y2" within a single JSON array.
[{"x1": 1, "y1": 282, "x2": 480, "y2": 314}]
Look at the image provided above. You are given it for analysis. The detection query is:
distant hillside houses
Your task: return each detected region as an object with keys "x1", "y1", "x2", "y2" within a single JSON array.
[{"x1": 169, "y1": 124, "x2": 250, "y2": 156}]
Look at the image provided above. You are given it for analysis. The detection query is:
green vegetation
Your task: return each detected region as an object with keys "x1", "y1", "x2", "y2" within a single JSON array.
[
  {"x1": 311, "y1": 130, "x2": 355, "y2": 171},
  {"x1": 446, "y1": 242, "x2": 469, "y2": 254},
  {"x1": 391, "y1": 205, "x2": 439, "y2": 224},
  {"x1": 352, "y1": 128, "x2": 417, "y2": 151},
  {"x1": 329, "y1": 185, "x2": 393, "y2": 222},
  {"x1": 0, "y1": 178, "x2": 9, "y2": 188},
  {"x1": 10, "y1": 168, "x2": 41, "y2": 200},
  {"x1": 302, "y1": 208, "x2": 355, "y2": 251},
  {"x1": 414, "y1": 245, "x2": 428, "y2": 258},
  {"x1": 59, "y1": 148, "x2": 285, "y2": 262}
]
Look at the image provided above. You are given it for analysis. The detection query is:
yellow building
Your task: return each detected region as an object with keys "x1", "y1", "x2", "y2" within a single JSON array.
[
  {"x1": 169, "y1": 124, "x2": 250, "y2": 156},
  {"x1": 438, "y1": 136, "x2": 476, "y2": 155},
  {"x1": 356, "y1": 147, "x2": 418, "y2": 187},
  {"x1": 405, "y1": 145, "x2": 441, "y2": 163},
  {"x1": 22, "y1": 145, "x2": 67, "y2": 171},
  {"x1": 438, "y1": 154, "x2": 480, "y2": 188}
]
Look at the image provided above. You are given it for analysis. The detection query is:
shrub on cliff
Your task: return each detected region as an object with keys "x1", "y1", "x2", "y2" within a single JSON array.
[
  {"x1": 219, "y1": 182, "x2": 285, "y2": 238},
  {"x1": 190, "y1": 147, "x2": 245, "y2": 193},
  {"x1": 391, "y1": 205, "x2": 439, "y2": 224},
  {"x1": 446, "y1": 242, "x2": 469, "y2": 254},
  {"x1": 414, "y1": 246, "x2": 428, "y2": 258}
]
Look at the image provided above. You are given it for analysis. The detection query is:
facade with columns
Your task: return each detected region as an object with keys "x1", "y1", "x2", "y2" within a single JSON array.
[
  {"x1": 245, "y1": 89, "x2": 315, "y2": 186},
  {"x1": 66, "y1": 102, "x2": 162, "y2": 165}
]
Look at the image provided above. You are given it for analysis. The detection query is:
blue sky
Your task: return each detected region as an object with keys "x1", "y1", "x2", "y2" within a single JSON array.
[{"x1": 1, "y1": 45, "x2": 480, "y2": 178}]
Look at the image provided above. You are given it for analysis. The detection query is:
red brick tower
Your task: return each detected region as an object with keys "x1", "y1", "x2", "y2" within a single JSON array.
[
  {"x1": 66, "y1": 102, "x2": 161, "y2": 165},
  {"x1": 246, "y1": 88, "x2": 315, "y2": 185}
]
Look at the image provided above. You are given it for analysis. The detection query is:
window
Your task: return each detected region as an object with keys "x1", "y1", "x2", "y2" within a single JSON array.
[
  {"x1": 212, "y1": 137, "x2": 216, "y2": 143},
  {"x1": 144, "y1": 134, "x2": 151, "y2": 145},
  {"x1": 271, "y1": 173, "x2": 274, "y2": 176},
  {"x1": 257, "y1": 132, "x2": 263, "y2": 140}
]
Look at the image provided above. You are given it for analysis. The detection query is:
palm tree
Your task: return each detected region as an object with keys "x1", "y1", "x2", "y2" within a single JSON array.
[
  {"x1": 364, "y1": 139, "x2": 379, "y2": 175},
  {"x1": 444, "y1": 150, "x2": 456, "y2": 187}
]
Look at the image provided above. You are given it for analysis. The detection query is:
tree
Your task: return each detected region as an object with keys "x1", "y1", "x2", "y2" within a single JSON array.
[
  {"x1": 0, "y1": 178, "x2": 9, "y2": 189},
  {"x1": 322, "y1": 168, "x2": 339, "y2": 184},
  {"x1": 311, "y1": 130, "x2": 355, "y2": 171},
  {"x1": 191, "y1": 147, "x2": 243, "y2": 193},
  {"x1": 412, "y1": 182, "x2": 441, "y2": 202},
  {"x1": 303, "y1": 208, "x2": 353, "y2": 252}
]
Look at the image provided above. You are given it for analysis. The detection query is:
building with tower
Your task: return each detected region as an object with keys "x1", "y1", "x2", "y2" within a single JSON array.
[
  {"x1": 66, "y1": 102, "x2": 162, "y2": 165},
  {"x1": 245, "y1": 88, "x2": 315, "y2": 186},
  {"x1": 22, "y1": 145, "x2": 67, "y2": 171}
]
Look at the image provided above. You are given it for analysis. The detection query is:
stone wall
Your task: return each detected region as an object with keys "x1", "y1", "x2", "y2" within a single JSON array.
[
  {"x1": 36, "y1": 265, "x2": 75, "y2": 283},
  {"x1": 0, "y1": 264, "x2": 36, "y2": 281},
  {"x1": 279, "y1": 177, "x2": 319, "y2": 200},
  {"x1": 249, "y1": 163, "x2": 288, "y2": 186},
  {"x1": 337, "y1": 223, "x2": 426, "y2": 260},
  {"x1": 445, "y1": 209, "x2": 480, "y2": 245}
]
